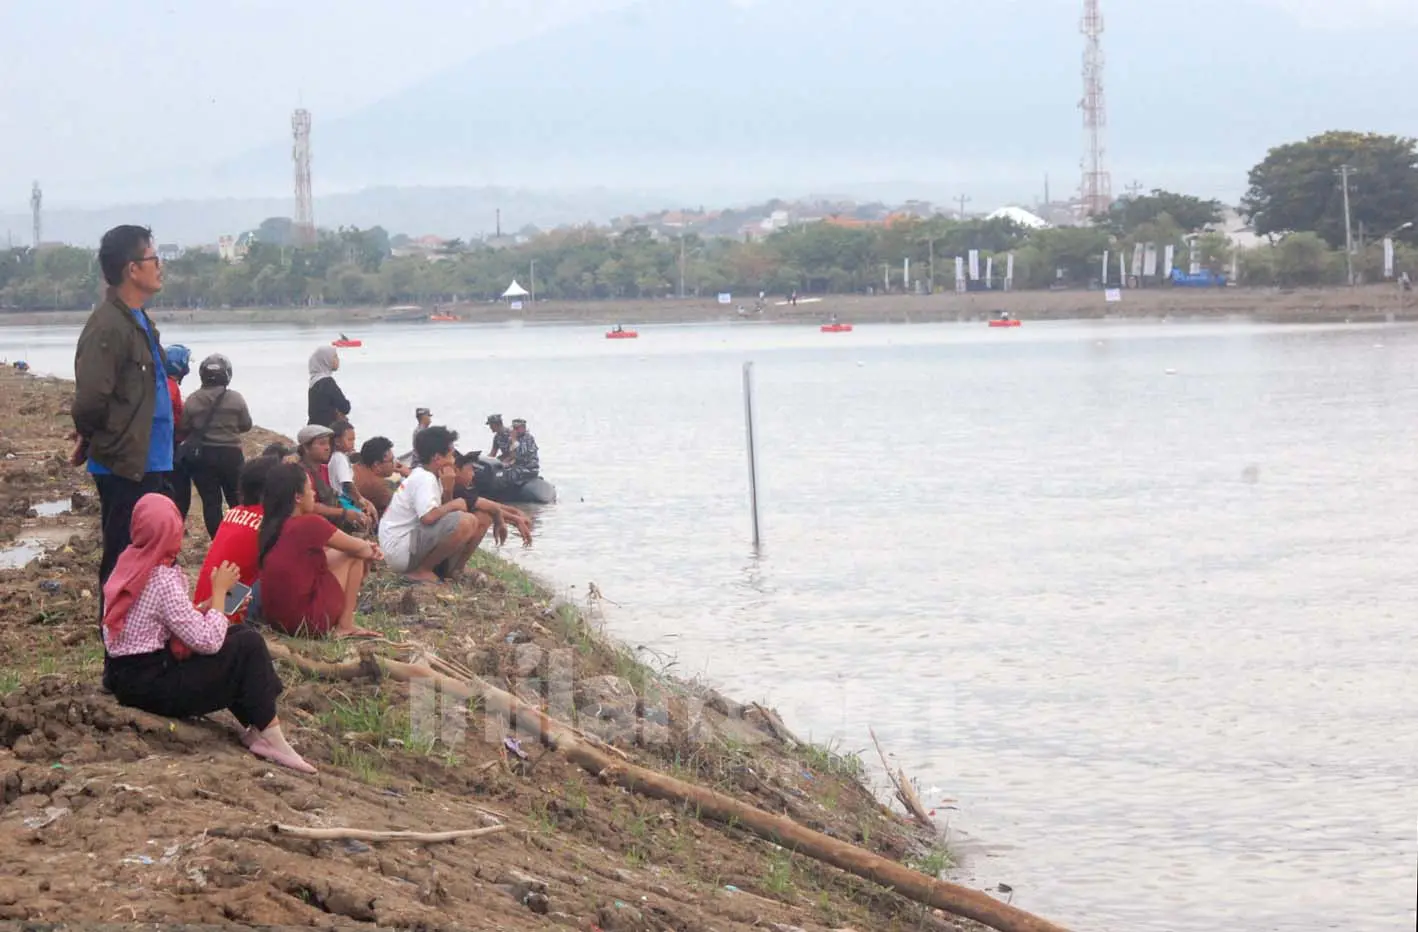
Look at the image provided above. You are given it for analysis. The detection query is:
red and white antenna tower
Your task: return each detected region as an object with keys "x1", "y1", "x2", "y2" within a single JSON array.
[
  {"x1": 292, "y1": 109, "x2": 315, "y2": 246},
  {"x1": 1079, "y1": 0, "x2": 1112, "y2": 219}
]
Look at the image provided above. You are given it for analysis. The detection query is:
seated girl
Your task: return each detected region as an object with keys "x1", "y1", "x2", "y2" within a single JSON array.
[
  {"x1": 101, "y1": 493, "x2": 315, "y2": 774},
  {"x1": 257, "y1": 462, "x2": 383, "y2": 640}
]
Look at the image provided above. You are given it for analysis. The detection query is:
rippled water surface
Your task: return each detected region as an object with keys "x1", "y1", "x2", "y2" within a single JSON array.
[{"x1": 11, "y1": 317, "x2": 1418, "y2": 930}]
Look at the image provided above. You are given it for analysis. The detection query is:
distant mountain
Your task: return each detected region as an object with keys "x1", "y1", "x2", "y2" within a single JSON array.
[
  {"x1": 137, "y1": 0, "x2": 1413, "y2": 207},
  {"x1": 0, "y1": 186, "x2": 681, "y2": 248}
]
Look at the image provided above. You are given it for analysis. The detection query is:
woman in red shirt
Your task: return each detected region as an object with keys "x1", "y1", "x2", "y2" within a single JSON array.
[
  {"x1": 257, "y1": 463, "x2": 382, "y2": 639},
  {"x1": 193, "y1": 455, "x2": 278, "y2": 625}
]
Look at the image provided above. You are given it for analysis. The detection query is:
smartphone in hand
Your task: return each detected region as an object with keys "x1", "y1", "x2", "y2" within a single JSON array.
[{"x1": 222, "y1": 581, "x2": 252, "y2": 616}]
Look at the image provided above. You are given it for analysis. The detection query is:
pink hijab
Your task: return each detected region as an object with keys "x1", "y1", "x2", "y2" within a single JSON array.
[{"x1": 102, "y1": 493, "x2": 184, "y2": 642}]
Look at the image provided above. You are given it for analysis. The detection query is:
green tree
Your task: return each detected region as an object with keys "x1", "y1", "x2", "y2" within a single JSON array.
[
  {"x1": 1102, "y1": 190, "x2": 1222, "y2": 235},
  {"x1": 1242, "y1": 131, "x2": 1418, "y2": 248}
]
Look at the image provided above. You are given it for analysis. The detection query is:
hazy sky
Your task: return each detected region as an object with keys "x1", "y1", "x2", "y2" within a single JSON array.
[{"x1": 2, "y1": 0, "x2": 1415, "y2": 211}]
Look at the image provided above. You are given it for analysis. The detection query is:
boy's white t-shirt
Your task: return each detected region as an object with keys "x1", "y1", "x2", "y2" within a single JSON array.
[
  {"x1": 378, "y1": 467, "x2": 442, "y2": 570},
  {"x1": 328, "y1": 450, "x2": 354, "y2": 490}
]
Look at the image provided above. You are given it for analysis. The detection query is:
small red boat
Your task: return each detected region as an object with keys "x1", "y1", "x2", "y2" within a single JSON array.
[
  {"x1": 332, "y1": 338, "x2": 363, "y2": 348},
  {"x1": 429, "y1": 314, "x2": 458, "y2": 322},
  {"x1": 820, "y1": 322, "x2": 853, "y2": 333},
  {"x1": 988, "y1": 319, "x2": 1021, "y2": 328},
  {"x1": 606, "y1": 329, "x2": 638, "y2": 339}
]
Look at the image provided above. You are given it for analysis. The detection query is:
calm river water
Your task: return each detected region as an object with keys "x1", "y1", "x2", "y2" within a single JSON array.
[{"x1": 9, "y1": 317, "x2": 1417, "y2": 931}]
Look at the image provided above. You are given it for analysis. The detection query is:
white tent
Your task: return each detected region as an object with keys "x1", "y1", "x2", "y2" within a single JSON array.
[
  {"x1": 986, "y1": 206, "x2": 1051, "y2": 230},
  {"x1": 502, "y1": 280, "x2": 530, "y2": 299}
]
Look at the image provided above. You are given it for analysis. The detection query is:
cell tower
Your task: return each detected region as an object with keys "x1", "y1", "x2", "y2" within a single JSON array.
[
  {"x1": 292, "y1": 109, "x2": 315, "y2": 246},
  {"x1": 1079, "y1": 0, "x2": 1112, "y2": 219},
  {"x1": 29, "y1": 182, "x2": 41, "y2": 248}
]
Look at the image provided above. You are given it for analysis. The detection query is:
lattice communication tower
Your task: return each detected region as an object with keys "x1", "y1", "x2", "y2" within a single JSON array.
[
  {"x1": 292, "y1": 109, "x2": 315, "y2": 246},
  {"x1": 1080, "y1": 0, "x2": 1112, "y2": 219}
]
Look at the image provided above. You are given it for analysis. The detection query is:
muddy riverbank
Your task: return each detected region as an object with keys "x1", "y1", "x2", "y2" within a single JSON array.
[{"x1": 0, "y1": 367, "x2": 1055, "y2": 931}]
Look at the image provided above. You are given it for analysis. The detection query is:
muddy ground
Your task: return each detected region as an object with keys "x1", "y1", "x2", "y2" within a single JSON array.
[{"x1": 0, "y1": 366, "x2": 998, "y2": 931}]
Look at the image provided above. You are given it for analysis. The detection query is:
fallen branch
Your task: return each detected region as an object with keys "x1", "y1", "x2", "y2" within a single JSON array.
[
  {"x1": 870, "y1": 726, "x2": 937, "y2": 832},
  {"x1": 270, "y1": 823, "x2": 505, "y2": 844},
  {"x1": 266, "y1": 639, "x2": 1068, "y2": 932}
]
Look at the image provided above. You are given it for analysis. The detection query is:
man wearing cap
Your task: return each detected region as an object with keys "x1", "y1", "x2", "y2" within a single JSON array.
[
  {"x1": 487, "y1": 414, "x2": 514, "y2": 465},
  {"x1": 410, "y1": 407, "x2": 432, "y2": 467},
  {"x1": 507, "y1": 418, "x2": 540, "y2": 485},
  {"x1": 297, "y1": 424, "x2": 368, "y2": 532}
]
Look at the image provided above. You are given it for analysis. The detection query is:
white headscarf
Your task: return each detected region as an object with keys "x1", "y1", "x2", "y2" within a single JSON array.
[{"x1": 308, "y1": 346, "x2": 338, "y2": 388}]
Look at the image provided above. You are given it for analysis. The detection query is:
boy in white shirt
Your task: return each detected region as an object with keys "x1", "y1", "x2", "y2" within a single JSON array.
[{"x1": 377, "y1": 425, "x2": 480, "y2": 583}]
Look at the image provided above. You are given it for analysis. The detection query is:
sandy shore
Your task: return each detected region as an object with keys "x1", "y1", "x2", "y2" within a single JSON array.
[{"x1": 2, "y1": 284, "x2": 1411, "y2": 329}]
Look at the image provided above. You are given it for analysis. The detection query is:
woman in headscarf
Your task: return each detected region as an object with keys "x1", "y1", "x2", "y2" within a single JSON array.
[
  {"x1": 101, "y1": 493, "x2": 315, "y2": 774},
  {"x1": 307, "y1": 346, "x2": 351, "y2": 427}
]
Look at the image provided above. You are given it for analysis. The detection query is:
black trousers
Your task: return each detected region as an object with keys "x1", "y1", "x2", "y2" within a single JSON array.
[
  {"x1": 171, "y1": 458, "x2": 193, "y2": 522},
  {"x1": 189, "y1": 446, "x2": 244, "y2": 539},
  {"x1": 95, "y1": 470, "x2": 174, "y2": 592},
  {"x1": 104, "y1": 625, "x2": 283, "y2": 730}
]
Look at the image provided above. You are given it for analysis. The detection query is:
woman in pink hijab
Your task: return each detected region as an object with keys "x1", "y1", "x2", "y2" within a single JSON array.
[{"x1": 102, "y1": 493, "x2": 314, "y2": 774}]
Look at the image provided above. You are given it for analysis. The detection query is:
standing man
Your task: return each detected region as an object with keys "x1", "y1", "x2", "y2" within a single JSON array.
[
  {"x1": 72, "y1": 225, "x2": 175, "y2": 598},
  {"x1": 409, "y1": 407, "x2": 432, "y2": 468},
  {"x1": 507, "y1": 418, "x2": 540, "y2": 485},
  {"x1": 487, "y1": 414, "x2": 514, "y2": 464}
]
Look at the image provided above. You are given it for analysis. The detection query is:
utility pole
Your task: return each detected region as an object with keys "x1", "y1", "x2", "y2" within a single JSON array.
[
  {"x1": 1338, "y1": 164, "x2": 1356, "y2": 286},
  {"x1": 955, "y1": 195, "x2": 971, "y2": 220},
  {"x1": 30, "y1": 182, "x2": 41, "y2": 248},
  {"x1": 1125, "y1": 180, "x2": 1144, "y2": 199}
]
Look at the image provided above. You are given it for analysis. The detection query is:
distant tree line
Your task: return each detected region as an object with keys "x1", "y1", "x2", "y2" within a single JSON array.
[{"x1": 3, "y1": 130, "x2": 1416, "y2": 311}]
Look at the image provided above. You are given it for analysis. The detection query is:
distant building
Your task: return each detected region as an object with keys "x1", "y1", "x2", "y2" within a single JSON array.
[{"x1": 157, "y1": 243, "x2": 182, "y2": 262}]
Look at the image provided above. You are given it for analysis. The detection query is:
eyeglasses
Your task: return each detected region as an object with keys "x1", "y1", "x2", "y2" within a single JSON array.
[{"x1": 132, "y1": 256, "x2": 162, "y2": 266}]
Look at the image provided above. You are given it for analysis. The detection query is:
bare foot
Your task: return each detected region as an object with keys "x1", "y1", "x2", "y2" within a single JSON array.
[
  {"x1": 249, "y1": 737, "x2": 318, "y2": 774},
  {"x1": 239, "y1": 726, "x2": 260, "y2": 749}
]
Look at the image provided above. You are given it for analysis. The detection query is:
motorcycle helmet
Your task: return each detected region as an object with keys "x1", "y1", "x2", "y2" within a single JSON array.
[
  {"x1": 199, "y1": 353, "x2": 233, "y2": 387},
  {"x1": 163, "y1": 344, "x2": 191, "y2": 380}
]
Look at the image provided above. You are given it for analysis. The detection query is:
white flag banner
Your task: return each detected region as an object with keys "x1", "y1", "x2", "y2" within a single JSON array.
[
  {"x1": 1163, "y1": 244, "x2": 1175, "y2": 278},
  {"x1": 1131, "y1": 243, "x2": 1144, "y2": 278},
  {"x1": 968, "y1": 249, "x2": 980, "y2": 281},
  {"x1": 1101, "y1": 250, "x2": 1109, "y2": 283},
  {"x1": 1143, "y1": 243, "x2": 1158, "y2": 277},
  {"x1": 1006, "y1": 252, "x2": 1015, "y2": 282},
  {"x1": 1119, "y1": 251, "x2": 1128, "y2": 286},
  {"x1": 954, "y1": 257, "x2": 966, "y2": 293},
  {"x1": 1189, "y1": 239, "x2": 1200, "y2": 275},
  {"x1": 1384, "y1": 237, "x2": 1395, "y2": 278},
  {"x1": 985, "y1": 255, "x2": 994, "y2": 288}
]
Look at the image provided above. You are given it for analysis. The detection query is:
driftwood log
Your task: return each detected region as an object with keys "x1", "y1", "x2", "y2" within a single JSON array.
[
  {"x1": 267, "y1": 640, "x2": 1070, "y2": 932},
  {"x1": 269, "y1": 823, "x2": 505, "y2": 844}
]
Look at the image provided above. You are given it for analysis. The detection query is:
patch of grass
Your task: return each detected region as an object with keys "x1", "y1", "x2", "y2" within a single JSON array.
[
  {"x1": 562, "y1": 779, "x2": 589, "y2": 814},
  {"x1": 553, "y1": 602, "x2": 596, "y2": 656},
  {"x1": 0, "y1": 669, "x2": 19, "y2": 695},
  {"x1": 762, "y1": 850, "x2": 795, "y2": 897},
  {"x1": 800, "y1": 739, "x2": 866, "y2": 780},
  {"x1": 330, "y1": 746, "x2": 385, "y2": 784},
  {"x1": 907, "y1": 844, "x2": 955, "y2": 877},
  {"x1": 530, "y1": 798, "x2": 557, "y2": 834},
  {"x1": 323, "y1": 693, "x2": 400, "y2": 738},
  {"x1": 469, "y1": 550, "x2": 538, "y2": 596}
]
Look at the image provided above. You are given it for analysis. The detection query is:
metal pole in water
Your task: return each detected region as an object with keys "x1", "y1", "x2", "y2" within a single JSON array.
[{"x1": 743, "y1": 361, "x2": 761, "y2": 549}]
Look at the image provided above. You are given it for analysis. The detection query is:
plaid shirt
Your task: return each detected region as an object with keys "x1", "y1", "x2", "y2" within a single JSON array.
[{"x1": 103, "y1": 564, "x2": 228, "y2": 657}]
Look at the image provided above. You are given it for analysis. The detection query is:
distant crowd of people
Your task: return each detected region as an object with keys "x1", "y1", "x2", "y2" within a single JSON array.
[{"x1": 70, "y1": 224, "x2": 546, "y2": 774}]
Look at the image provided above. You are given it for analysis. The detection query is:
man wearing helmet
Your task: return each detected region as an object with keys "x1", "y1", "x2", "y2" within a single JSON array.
[{"x1": 179, "y1": 353, "x2": 253, "y2": 539}]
